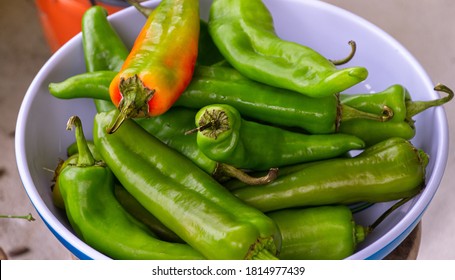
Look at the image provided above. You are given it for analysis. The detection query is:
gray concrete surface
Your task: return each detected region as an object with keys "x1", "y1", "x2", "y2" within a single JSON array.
[{"x1": 0, "y1": 0, "x2": 454, "y2": 259}]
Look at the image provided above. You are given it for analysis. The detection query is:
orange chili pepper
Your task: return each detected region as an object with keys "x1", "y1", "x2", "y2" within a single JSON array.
[{"x1": 108, "y1": 0, "x2": 200, "y2": 133}]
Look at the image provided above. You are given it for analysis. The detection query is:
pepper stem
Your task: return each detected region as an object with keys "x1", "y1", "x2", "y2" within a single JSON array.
[
  {"x1": 0, "y1": 213, "x2": 35, "y2": 222},
  {"x1": 406, "y1": 83, "x2": 454, "y2": 120},
  {"x1": 107, "y1": 75, "x2": 155, "y2": 134},
  {"x1": 340, "y1": 103, "x2": 394, "y2": 125},
  {"x1": 367, "y1": 196, "x2": 414, "y2": 233},
  {"x1": 330, "y1": 40, "x2": 357, "y2": 66},
  {"x1": 66, "y1": 116, "x2": 95, "y2": 167},
  {"x1": 186, "y1": 108, "x2": 230, "y2": 139},
  {"x1": 125, "y1": 0, "x2": 154, "y2": 17},
  {"x1": 214, "y1": 163, "x2": 279, "y2": 185}
]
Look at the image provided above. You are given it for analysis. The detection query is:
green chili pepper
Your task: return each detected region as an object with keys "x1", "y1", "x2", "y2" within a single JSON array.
[
  {"x1": 82, "y1": 6, "x2": 129, "y2": 72},
  {"x1": 268, "y1": 197, "x2": 414, "y2": 260},
  {"x1": 58, "y1": 116, "x2": 205, "y2": 260},
  {"x1": 113, "y1": 184, "x2": 184, "y2": 243},
  {"x1": 175, "y1": 65, "x2": 389, "y2": 134},
  {"x1": 65, "y1": 138, "x2": 184, "y2": 243},
  {"x1": 208, "y1": 0, "x2": 368, "y2": 98},
  {"x1": 268, "y1": 205, "x2": 367, "y2": 260},
  {"x1": 231, "y1": 137, "x2": 428, "y2": 212},
  {"x1": 93, "y1": 109, "x2": 281, "y2": 260},
  {"x1": 136, "y1": 107, "x2": 278, "y2": 184},
  {"x1": 339, "y1": 84, "x2": 454, "y2": 146},
  {"x1": 81, "y1": 6, "x2": 129, "y2": 112},
  {"x1": 49, "y1": 71, "x2": 117, "y2": 101},
  {"x1": 190, "y1": 104, "x2": 365, "y2": 170}
]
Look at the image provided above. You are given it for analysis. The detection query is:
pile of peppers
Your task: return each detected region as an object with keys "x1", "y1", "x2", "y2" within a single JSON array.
[{"x1": 48, "y1": 0, "x2": 453, "y2": 260}]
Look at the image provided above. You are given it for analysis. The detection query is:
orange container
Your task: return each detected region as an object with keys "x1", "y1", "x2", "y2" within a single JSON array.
[{"x1": 34, "y1": 0, "x2": 129, "y2": 52}]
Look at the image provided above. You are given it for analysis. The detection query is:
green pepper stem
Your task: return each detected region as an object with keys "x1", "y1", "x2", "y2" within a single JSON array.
[
  {"x1": 329, "y1": 40, "x2": 357, "y2": 66},
  {"x1": 367, "y1": 196, "x2": 414, "y2": 233},
  {"x1": 0, "y1": 213, "x2": 35, "y2": 222},
  {"x1": 126, "y1": 0, "x2": 154, "y2": 17},
  {"x1": 340, "y1": 103, "x2": 394, "y2": 127},
  {"x1": 184, "y1": 122, "x2": 213, "y2": 135},
  {"x1": 66, "y1": 116, "x2": 96, "y2": 167},
  {"x1": 214, "y1": 163, "x2": 279, "y2": 185},
  {"x1": 406, "y1": 83, "x2": 454, "y2": 120}
]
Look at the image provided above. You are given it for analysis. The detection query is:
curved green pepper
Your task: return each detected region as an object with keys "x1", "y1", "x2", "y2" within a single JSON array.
[
  {"x1": 231, "y1": 137, "x2": 429, "y2": 212},
  {"x1": 65, "y1": 138, "x2": 184, "y2": 243},
  {"x1": 268, "y1": 205, "x2": 367, "y2": 260},
  {"x1": 191, "y1": 104, "x2": 365, "y2": 170},
  {"x1": 93, "y1": 109, "x2": 281, "y2": 260},
  {"x1": 49, "y1": 71, "x2": 117, "y2": 101},
  {"x1": 58, "y1": 116, "x2": 205, "y2": 260},
  {"x1": 208, "y1": 0, "x2": 368, "y2": 97},
  {"x1": 339, "y1": 84, "x2": 454, "y2": 146}
]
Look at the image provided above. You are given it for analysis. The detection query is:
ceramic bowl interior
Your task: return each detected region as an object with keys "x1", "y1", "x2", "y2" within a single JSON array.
[{"x1": 15, "y1": 0, "x2": 448, "y2": 260}]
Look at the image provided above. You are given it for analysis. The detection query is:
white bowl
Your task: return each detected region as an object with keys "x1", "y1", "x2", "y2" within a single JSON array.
[{"x1": 16, "y1": 0, "x2": 448, "y2": 260}]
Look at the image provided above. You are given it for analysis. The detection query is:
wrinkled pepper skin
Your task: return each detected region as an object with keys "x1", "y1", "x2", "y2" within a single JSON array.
[
  {"x1": 268, "y1": 206, "x2": 367, "y2": 260},
  {"x1": 208, "y1": 0, "x2": 368, "y2": 97},
  {"x1": 108, "y1": 0, "x2": 200, "y2": 133},
  {"x1": 193, "y1": 104, "x2": 365, "y2": 170},
  {"x1": 93, "y1": 110, "x2": 281, "y2": 260},
  {"x1": 232, "y1": 137, "x2": 429, "y2": 212},
  {"x1": 340, "y1": 84, "x2": 454, "y2": 146},
  {"x1": 58, "y1": 116, "x2": 205, "y2": 260}
]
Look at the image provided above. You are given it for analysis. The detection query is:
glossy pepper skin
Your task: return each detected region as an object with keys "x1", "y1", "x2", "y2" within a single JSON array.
[
  {"x1": 339, "y1": 84, "x2": 454, "y2": 146},
  {"x1": 81, "y1": 6, "x2": 129, "y2": 112},
  {"x1": 58, "y1": 116, "x2": 205, "y2": 260},
  {"x1": 232, "y1": 137, "x2": 429, "y2": 212},
  {"x1": 93, "y1": 110, "x2": 281, "y2": 260},
  {"x1": 65, "y1": 139, "x2": 183, "y2": 243},
  {"x1": 175, "y1": 65, "x2": 387, "y2": 134},
  {"x1": 208, "y1": 0, "x2": 368, "y2": 97},
  {"x1": 113, "y1": 184, "x2": 184, "y2": 243},
  {"x1": 192, "y1": 104, "x2": 365, "y2": 170},
  {"x1": 82, "y1": 6, "x2": 129, "y2": 73},
  {"x1": 49, "y1": 71, "x2": 117, "y2": 101},
  {"x1": 48, "y1": 66, "x2": 389, "y2": 134},
  {"x1": 108, "y1": 0, "x2": 200, "y2": 133},
  {"x1": 268, "y1": 206, "x2": 367, "y2": 260}
]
